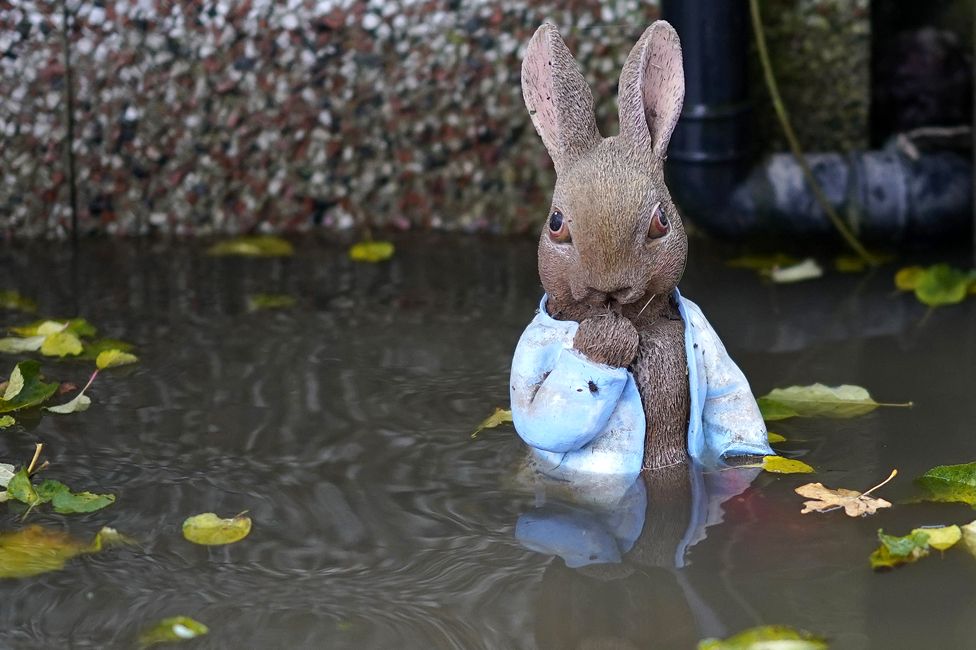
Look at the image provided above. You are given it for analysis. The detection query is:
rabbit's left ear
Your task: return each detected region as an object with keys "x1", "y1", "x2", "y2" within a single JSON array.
[{"x1": 617, "y1": 21, "x2": 685, "y2": 159}]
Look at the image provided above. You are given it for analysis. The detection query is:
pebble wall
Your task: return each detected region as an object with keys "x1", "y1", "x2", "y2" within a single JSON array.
[{"x1": 1, "y1": 1, "x2": 869, "y2": 238}]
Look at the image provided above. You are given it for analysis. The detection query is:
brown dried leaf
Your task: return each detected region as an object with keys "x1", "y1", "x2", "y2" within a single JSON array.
[{"x1": 795, "y1": 470, "x2": 897, "y2": 517}]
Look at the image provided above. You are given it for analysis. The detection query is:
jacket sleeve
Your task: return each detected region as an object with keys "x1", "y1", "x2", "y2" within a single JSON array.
[{"x1": 511, "y1": 339, "x2": 629, "y2": 454}]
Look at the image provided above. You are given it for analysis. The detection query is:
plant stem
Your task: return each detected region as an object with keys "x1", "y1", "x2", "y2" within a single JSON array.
[
  {"x1": 748, "y1": 0, "x2": 876, "y2": 265},
  {"x1": 862, "y1": 468, "x2": 898, "y2": 497}
]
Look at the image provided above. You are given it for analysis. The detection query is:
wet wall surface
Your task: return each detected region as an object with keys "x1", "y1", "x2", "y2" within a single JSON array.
[{"x1": 1, "y1": 235, "x2": 976, "y2": 649}]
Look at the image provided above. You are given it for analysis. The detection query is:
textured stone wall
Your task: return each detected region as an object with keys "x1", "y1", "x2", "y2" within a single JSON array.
[
  {"x1": 1, "y1": 0, "x2": 871, "y2": 238},
  {"x1": 1, "y1": 0, "x2": 662, "y2": 238}
]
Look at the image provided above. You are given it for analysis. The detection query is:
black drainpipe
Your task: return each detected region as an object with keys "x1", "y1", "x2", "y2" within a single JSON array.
[{"x1": 661, "y1": 0, "x2": 973, "y2": 243}]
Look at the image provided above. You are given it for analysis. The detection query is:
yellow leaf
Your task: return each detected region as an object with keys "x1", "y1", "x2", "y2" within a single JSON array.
[
  {"x1": 761, "y1": 456, "x2": 814, "y2": 474},
  {"x1": 182, "y1": 513, "x2": 252, "y2": 545},
  {"x1": 95, "y1": 349, "x2": 139, "y2": 370},
  {"x1": 960, "y1": 520, "x2": 976, "y2": 558},
  {"x1": 767, "y1": 431, "x2": 786, "y2": 444},
  {"x1": 207, "y1": 235, "x2": 294, "y2": 257},
  {"x1": 471, "y1": 407, "x2": 513, "y2": 439},
  {"x1": 348, "y1": 241, "x2": 394, "y2": 263},
  {"x1": 911, "y1": 525, "x2": 961, "y2": 551},
  {"x1": 40, "y1": 331, "x2": 82, "y2": 357},
  {"x1": 895, "y1": 266, "x2": 924, "y2": 291},
  {"x1": 0, "y1": 525, "x2": 125, "y2": 579}
]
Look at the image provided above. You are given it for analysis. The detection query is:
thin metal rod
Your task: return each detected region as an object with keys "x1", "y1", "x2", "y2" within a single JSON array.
[{"x1": 61, "y1": 0, "x2": 79, "y2": 246}]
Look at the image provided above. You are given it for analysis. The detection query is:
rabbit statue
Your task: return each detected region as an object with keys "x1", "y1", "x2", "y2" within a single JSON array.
[{"x1": 510, "y1": 20, "x2": 772, "y2": 478}]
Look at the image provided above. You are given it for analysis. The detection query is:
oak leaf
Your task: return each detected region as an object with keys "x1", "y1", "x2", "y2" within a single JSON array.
[{"x1": 795, "y1": 469, "x2": 897, "y2": 517}]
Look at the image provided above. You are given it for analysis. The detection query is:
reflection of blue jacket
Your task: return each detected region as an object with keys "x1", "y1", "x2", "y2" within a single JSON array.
[{"x1": 510, "y1": 289, "x2": 772, "y2": 477}]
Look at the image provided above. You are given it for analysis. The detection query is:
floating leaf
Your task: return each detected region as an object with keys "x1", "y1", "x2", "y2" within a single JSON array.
[
  {"x1": 246, "y1": 293, "x2": 296, "y2": 311},
  {"x1": 0, "y1": 416, "x2": 12, "y2": 429},
  {"x1": 11, "y1": 319, "x2": 96, "y2": 339},
  {"x1": 914, "y1": 264, "x2": 972, "y2": 307},
  {"x1": 6, "y1": 468, "x2": 41, "y2": 507},
  {"x1": 0, "y1": 464, "x2": 14, "y2": 488},
  {"x1": 45, "y1": 370, "x2": 96, "y2": 414},
  {"x1": 770, "y1": 258, "x2": 823, "y2": 284},
  {"x1": 795, "y1": 470, "x2": 896, "y2": 517},
  {"x1": 726, "y1": 254, "x2": 800, "y2": 271},
  {"x1": 0, "y1": 336, "x2": 44, "y2": 354},
  {"x1": 894, "y1": 266, "x2": 924, "y2": 291},
  {"x1": 40, "y1": 331, "x2": 83, "y2": 357},
  {"x1": 471, "y1": 407, "x2": 513, "y2": 439},
  {"x1": 182, "y1": 512, "x2": 252, "y2": 545},
  {"x1": 139, "y1": 616, "x2": 209, "y2": 647},
  {"x1": 834, "y1": 255, "x2": 868, "y2": 273},
  {"x1": 349, "y1": 240, "x2": 395, "y2": 263},
  {"x1": 95, "y1": 349, "x2": 138, "y2": 370},
  {"x1": 767, "y1": 431, "x2": 786, "y2": 443},
  {"x1": 698, "y1": 625, "x2": 828, "y2": 650},
  {"x1": 0, "y1": 525, "x2": 124, "y2": 579},
  {"x1": 757, "y1": 384, "x2": 909, "y2": 421},
  {"x1": 915, "y1": 462, "x2": 976, "y2": 506},
  {"x1": 761, "y1": 456, "x2": 814, "y2": 474},
  {"x1": 207, "y1": 235, "x2": 293, "y2": 257},
  {"x1": 34, "y1": 480, "x2": 115, "y2": 514},
  {"x1": 870, "y1": 529, "x2": 930, "y2": 570},
  {"x1": 0, "y1": 361, "x2": 59, "y2": 413},
  {"x1": 80, "y1": 338, "x2": 135, "y2": 360},
  {"x1": 912, "y1": 525, "x2": 961, "y2": 551},
  {"x1": 960, "y1": 520, "x2": 976, "y2": 558},
  {"x1": 0, "y1": 291, "x2": 36, "y2": 313},
  {"x1": 2, "y1": 365, "x2": 25, "y2": 401}
]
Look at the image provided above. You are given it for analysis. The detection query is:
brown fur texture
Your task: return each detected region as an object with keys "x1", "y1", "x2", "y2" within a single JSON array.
[{"x1": 522, "y1": 21, "x2": 691, "y2": 470}]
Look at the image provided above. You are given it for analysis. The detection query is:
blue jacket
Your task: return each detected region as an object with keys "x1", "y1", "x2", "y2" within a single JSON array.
[{"x1": 510, "y1": 289, "x2": 771, "y2": 479}]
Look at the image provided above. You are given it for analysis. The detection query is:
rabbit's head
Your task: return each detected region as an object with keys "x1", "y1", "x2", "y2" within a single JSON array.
[{"x1": 522, "y1": 21, "x2": 687, "y2": 324}]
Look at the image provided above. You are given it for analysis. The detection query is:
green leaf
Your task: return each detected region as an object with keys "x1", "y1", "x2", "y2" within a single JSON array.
[
  {"x1": 36, "y1": 479, "x2": 115, "y2": 514},
  {"x1": 726, "y1": 254, "x2": 801, "y2": 271},
  {"x1": 182, "y1": 512, "x2": 252, "y2": 545},
  {"x1": 761, "y1": 456, "x2": 814, "y2": 474},
  {"x1": 698, "y1": 625, "x2": 828, "y2": 650},
  {"x1": 95, "y1": 349, "x2": 139, "y2": 370},
  {"x1": 915, "y1": 462, "x2": 976, "y2": 506},
  {"x1": 870, "y1": 529, "x2": 930, "y2": 570},
  {"x1": 207, "y1": 235, "x2": 294, "y2": 257},
  {"x1": 767, "y1": 431, "x2": 787, "y2": 444},
  {"x1": 471, "y1": 407, "x2": 513, "y2": 439},
  {"x1": 0, "y1": 335, "x2": 44, "y2": 354},
  {"x1": 348, "y1": 240, "x2": 395, "y2": 263},
  {"x1": 0, "y1": 361, "x2": 59, "y2": 413},
  {"x1": 0, "y1": 525, "x2": 124, "y2": 579},
  {"x1": 756, "y1": 384, "x2": 909, "y2": 421},
  {"x1": 7, "y1": 468, "x2": 41, "y2": 507},
  {"x1": 246, "y1": 293, "x2": 296, "y2": 312},
  {"x1": 138, "y1": 616, "x2": 209, "y2": 647},
  {"x1": 769, "y1": 258, "x2": 823, "y2": 284},
  {"x1": 913, "y1": 264, "x2": 972, "y2": 307},
  {"x1": 0, "y1": 291, "x2": 37, "y2": 313},
  {"x1": 40, "y1": 331, "x2": 83, "y2": 357}
]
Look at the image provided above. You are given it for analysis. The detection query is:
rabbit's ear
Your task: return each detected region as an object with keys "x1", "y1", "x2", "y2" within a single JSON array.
[
  {"x1": 617, "y1": 21, "x2": 684, "y2": 159},
  {"x1": 521, "y1": 24, "x2": 600, "y2": 173}
]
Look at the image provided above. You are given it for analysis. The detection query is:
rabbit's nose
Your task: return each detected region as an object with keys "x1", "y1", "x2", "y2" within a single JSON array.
[{"x1": 611, "y1": 286, "x2": 644, "y2": 305}]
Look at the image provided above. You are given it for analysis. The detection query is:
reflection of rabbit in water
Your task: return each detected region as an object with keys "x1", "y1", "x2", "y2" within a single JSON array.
[{"x1": 510, "y1": 20, "x2": 771, "y2": 474}]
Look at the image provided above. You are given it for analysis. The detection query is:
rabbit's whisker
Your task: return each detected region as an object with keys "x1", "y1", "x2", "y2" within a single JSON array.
[{"x1": 635, "y1": 293, "x2": 657, "y2": 319}]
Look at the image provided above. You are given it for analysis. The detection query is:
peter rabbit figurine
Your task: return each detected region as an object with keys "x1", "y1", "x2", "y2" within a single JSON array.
[{"x1": 510, "y1": 20, "x2": 772, "y2": 477}]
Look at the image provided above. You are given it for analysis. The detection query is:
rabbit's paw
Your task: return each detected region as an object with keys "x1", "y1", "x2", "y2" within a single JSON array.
[{"x1": 573, "y1": 312, "x2": 640, "y2": 368}]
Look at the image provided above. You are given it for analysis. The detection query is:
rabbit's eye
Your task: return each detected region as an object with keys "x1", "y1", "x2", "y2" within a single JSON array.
[
  {"x1": 548, "y1": 210, "x2": 570, "y2": 242},
  {"x1": 648, "y1": 203, "x2": 670, "y2": 239}
]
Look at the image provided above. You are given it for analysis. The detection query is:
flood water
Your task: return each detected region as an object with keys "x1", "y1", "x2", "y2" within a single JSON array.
[{"x1": 2, "y1": 235, "x2": 976, "y2": 649}]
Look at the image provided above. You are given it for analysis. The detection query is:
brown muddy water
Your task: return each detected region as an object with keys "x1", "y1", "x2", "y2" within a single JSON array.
[{"x1": 2, "y1": 235, "x2": 976, "y2": 649}]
